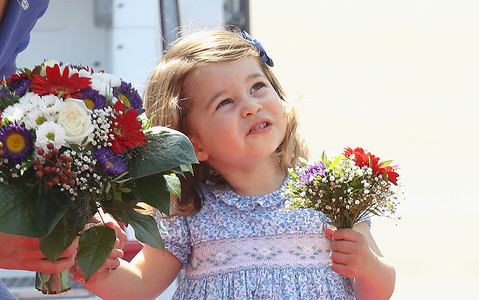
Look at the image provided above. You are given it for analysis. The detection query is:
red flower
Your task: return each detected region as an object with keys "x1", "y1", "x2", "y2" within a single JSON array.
[
  {"x1": 31, "y1": 64, "x2": 90, "y2": 99},
  {"x1": 343, "y1": 147, "x2": 399, "y2": 185},
  {"x1": 343, "y1": 147, "x2": 369, "y2": 167},
  {"x1": 110, "y1": 101, "x2": 147, "y2": 153},
  {"x1": 6, "y1": 72, "x2": 28, "y2": 83}
]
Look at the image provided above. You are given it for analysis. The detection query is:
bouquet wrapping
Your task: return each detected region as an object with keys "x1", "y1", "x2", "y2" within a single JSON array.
[
  {"x1": 284, "y1": 147, "x2": 400, "y2": 229},
  {"x1": 0, "y1": 61, "x2": 198, "y2": 293}
]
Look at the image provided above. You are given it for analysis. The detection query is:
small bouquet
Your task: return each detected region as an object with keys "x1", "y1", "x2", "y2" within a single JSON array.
[
  {"x1": 0, "y1": 61, "x2": 198, "y2": 294},
  {"x1": 284, "y1": 147, "x2": 400, "y2": 229}
]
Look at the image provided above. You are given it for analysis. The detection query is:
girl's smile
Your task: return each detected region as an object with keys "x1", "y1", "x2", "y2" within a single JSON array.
[{"x1": 247, "y1": 120, "x2": 271, "y2": 135}]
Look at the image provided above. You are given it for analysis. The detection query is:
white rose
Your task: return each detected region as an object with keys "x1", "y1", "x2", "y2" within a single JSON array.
[{"x1": 57, "y1": 98, "x2": 94, "y2": 146}]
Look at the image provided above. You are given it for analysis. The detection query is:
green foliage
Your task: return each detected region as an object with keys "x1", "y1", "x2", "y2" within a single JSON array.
[
  {"x1": 77, "y1": 227, "x2": 116, "y2": 282},
  {"x1": 129, "y1": 126, "x2": 198, "y2": 180},
  {"x1": 0, "y1": 183, "x2": 71, "y2": 238},
  {"x1": 0, "y1": 125, "x2": 198, "y2": 280}
]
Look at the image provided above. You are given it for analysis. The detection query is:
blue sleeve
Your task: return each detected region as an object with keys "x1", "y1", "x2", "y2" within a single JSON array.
[
  {"x1": 0, "y1": 0, "x2": 50, "y2": 77},
  {"x1": 0, "y1": 280, "x2": 16, "y2": 300},
  {"x1": 155, "y1": 212, "x2": 191, "y2": 267}
]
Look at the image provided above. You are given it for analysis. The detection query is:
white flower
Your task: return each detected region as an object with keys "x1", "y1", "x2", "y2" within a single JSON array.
[
  {"x1": 90, "y1": 72, "x2": 121, "y2": 96},
  {"x1": 57, "y1": 98, "x2": 94, "y2": 146},
  {"x1": 35, "y1": 121, "x2": 67, "y2": 150},
  {"x1": 1, "y1": 103, "x2": 25, "y2": 123},
  {"x1": 39, "y1": 94, "x2": 64, "y2": 114},
  {"x1": 18, "y1": 92, "x2": 41, "y2": 111},
  {"x1": 24, "y1": 107, "x2": 53, "y2": 130}
]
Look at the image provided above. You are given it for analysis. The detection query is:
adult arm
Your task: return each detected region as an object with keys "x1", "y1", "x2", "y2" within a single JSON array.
[{"x1": 0, "y1": 232, "x2": 78, "y2": 273}]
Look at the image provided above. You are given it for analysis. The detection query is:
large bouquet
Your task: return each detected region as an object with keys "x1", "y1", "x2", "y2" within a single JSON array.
[
  {"x1": 0, "y1": 61, "x2": 197, "y2": 293},
  {"x1": 284, "y1": 147, "x2": 400, "y2": 229}
]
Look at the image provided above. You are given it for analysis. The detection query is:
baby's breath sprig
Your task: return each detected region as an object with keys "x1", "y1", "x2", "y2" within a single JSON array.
[{"x1": 284, "y1": 147, "x2": 401, "y2": 229}]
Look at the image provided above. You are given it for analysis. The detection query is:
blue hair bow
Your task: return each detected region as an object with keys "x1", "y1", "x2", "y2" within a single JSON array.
[{"x1": 237, "y1": 31, "x2": 274, "y2": 67}]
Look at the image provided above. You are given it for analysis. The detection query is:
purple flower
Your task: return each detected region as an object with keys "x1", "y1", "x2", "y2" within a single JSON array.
[
  {"x1": 296, "y1": 161, "x2": 326, "y2": 187},
  {"x1": 1, "y1": 76, "x2": 30, "y2": 99},
  {"x1": 9, "y1": 77, "x2": 31, "y2": 97},
  {"x1": 79, "y1": 88, "x2": 106, "y2": 110},
  {"x1": 0, "y1": 86, "x2": 9, "y2": 98},
  {"x1": 0, "y1": 123, "x2": 33, "y2": 164},
  {"x1": 113, "y1": 81, "x2": 143, "y2": 113},
  {"x1": 95, "y1": 148, "x2": 128, "y2": 176}
]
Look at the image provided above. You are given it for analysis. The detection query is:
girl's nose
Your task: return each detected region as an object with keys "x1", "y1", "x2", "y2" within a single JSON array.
[{"x1": 240, "y1": 98, "x2": 262, "y2": 118}]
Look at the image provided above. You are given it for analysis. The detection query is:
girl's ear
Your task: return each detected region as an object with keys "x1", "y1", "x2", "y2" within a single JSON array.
[{"x1": 189, "y1": 136, "x2": 209, "y2": 161}]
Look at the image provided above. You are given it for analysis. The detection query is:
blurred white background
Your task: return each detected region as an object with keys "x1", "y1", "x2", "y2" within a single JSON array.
[{"x1": 250, "y1": 1, "x2": 479, "y2": 299}]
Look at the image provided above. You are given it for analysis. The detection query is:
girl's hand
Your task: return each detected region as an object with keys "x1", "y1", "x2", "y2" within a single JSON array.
[{"x1": 324, "y1": 227, "x2": 375, "y2": 279}]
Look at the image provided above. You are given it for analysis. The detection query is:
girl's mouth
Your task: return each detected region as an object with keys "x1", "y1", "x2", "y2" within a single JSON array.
[{"x1": 248, "y1": 122, "x2": 270, "y2": 134}]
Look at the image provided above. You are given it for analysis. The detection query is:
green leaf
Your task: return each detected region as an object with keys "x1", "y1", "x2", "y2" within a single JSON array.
[
  {"x1": 129, "y1": 126, "x2": 198, "y2": 180},
  {"x1": 126, "y1": 210, "x2": 164, "y2": 249},
  {"x1": 39, "y1": 222, "x2": 79, "y2": 262},
  {"x1": 299, "y1": 156, "x2": 309, "y2": 167},
  {"x1": 380, "y1": 160, "x2": 392, "y2": 167},
  {"x1": 77, "y1": 227, "x2": 116, "y2": 282},
  {"x1": 165, "y1": 174, "x2": 181, "y2": 200},
  {"x1": 329, "y1": 155, "x2": 343, "y2": 170},
  {"x1": 131, "y1": 173, "x2": 171, "y2": 215},
  {"x1": 0, "y1": 183, "x2": 71, "y2": 238}
]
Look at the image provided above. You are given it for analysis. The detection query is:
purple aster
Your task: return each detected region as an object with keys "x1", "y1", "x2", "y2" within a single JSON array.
[
  {"x1": 0, "y1": 86, "x2": 9, "y2": 98},
  {"x1": 113, "y1": 81, "x2": 144, "y2": 113},
  {"x1": 296, "y1": 161, "x2": 326, "y2": 187},
  {"x1": 0, "y1": 123, "x2": 33, "y2": 164},
  {"x1": 8, "y1": 76, "x2": 31, "y2": 97},
  {"x1": 95, "y1": 148, "x2": 128, "y2": 176},
  {"x1": 79, "y1": 88, "x2": 106, "y2": 110}
]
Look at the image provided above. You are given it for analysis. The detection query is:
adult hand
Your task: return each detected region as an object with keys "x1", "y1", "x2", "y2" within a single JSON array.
[
  {"x1": 88, "y1": 209, "x2": 127, "y2": 250},
  {"x1": 70, "y1": 240, "x2": 123, "y2": 284},
  {"x1": 0, "y1": 232, "x2": 78, "y2": 273},
  {"x1": 70, "y1": 210, "x2": 126, "y2": 283}
]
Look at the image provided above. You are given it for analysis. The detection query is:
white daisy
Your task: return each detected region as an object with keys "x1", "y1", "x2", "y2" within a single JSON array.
[
  {"x1": 35, "y1": 121, "x2": 67, "y2": 150},
  {"x1": 18, "y1": 92, "x2": 42, "y2": 111},
  {"x1": 90, "y1": 72, "x2": 121, "y2": 96},
  {"x1": 1, "y1": 103, "x2": 25, "y2": 123},
  {"x1": 39, "y1": 94, "x2": 63, "y2": 115}
]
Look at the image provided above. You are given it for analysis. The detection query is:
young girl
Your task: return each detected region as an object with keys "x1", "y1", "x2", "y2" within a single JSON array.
[{"x1": 75, "y1": 29, "x2": 395, "y2": 300}]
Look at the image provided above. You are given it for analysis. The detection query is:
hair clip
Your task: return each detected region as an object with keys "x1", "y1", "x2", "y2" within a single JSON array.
[{"x1": 236, "y1": 30, "x2": 274, "y2": 67}]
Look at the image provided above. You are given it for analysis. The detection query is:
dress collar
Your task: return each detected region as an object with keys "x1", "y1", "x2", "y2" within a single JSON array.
[{"x1": 206, "y1": 176, "x2": 289, "y2": 211}]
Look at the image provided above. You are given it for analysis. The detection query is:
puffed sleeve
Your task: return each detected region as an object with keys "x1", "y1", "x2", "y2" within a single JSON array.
[{"x1": 155, "y1": 212, "x2": 191, "y2": 267}]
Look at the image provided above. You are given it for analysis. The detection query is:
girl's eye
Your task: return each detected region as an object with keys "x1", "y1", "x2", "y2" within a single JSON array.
[
  {"x1": 250, "y1": 82, "x2": 265, "y2": 94},
  {"x1": 217, "y1": 98, "x2": 233, "y2": 109}
]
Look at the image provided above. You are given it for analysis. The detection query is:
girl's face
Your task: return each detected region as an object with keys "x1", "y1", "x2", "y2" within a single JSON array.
[{"x1": 183, "y1": 57, "x2": 287, "y2": 173}]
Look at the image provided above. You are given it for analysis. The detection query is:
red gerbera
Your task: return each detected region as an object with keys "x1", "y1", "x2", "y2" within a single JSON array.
[
  {"x1": 30, "y1": 64, "x2": 91, "y2": 99},
  {"x1": 110, "y1": 101, "x2": 147, "y2": 153},
  {"x1": 343, "y1": 147, "x2": 399, "y2": 185}
]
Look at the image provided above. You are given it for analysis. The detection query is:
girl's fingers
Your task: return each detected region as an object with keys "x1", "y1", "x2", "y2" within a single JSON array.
[{"x1": 329, "y1": 250, "x2": 351, "y2": 265}]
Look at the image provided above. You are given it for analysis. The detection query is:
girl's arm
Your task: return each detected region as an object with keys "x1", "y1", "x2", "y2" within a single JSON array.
[
  {"x1": 325, "y1": 221, "x2": 396, "y2": 300},
  {"x1": 74, "y1": 245, "x2": 183, "y2": 300}
]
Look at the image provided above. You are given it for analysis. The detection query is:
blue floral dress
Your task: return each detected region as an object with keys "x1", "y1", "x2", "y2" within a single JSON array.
[{"x1": 157, "y1": 178, "x2": 357, "y2": 299}]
